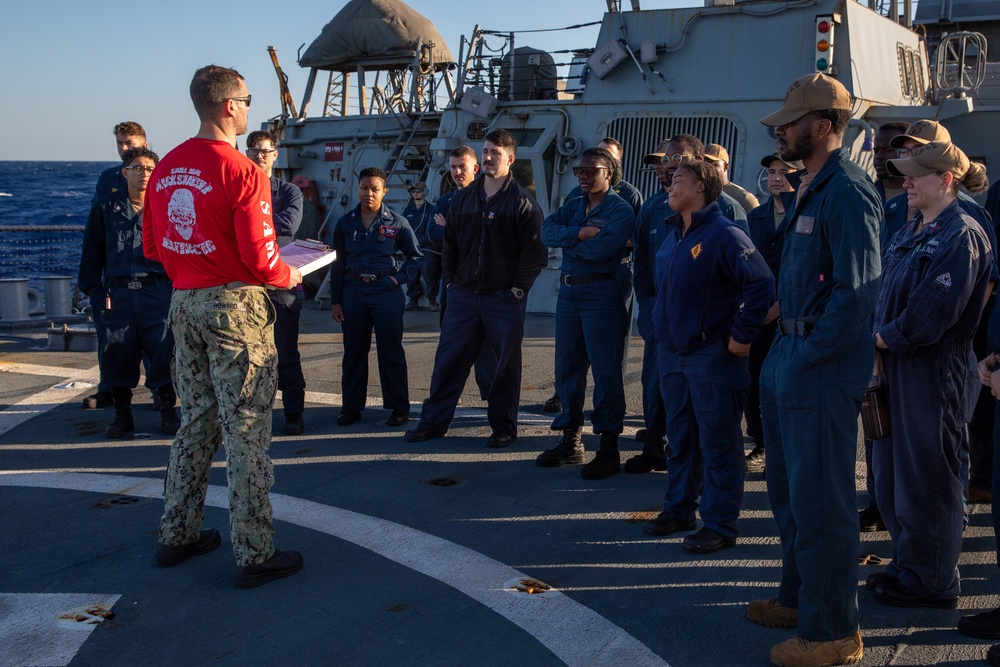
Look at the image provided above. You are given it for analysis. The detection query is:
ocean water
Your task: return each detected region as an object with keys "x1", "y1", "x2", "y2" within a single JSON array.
[{"x1": 0, "y1": 161, "x2": 115, "y2": 289}]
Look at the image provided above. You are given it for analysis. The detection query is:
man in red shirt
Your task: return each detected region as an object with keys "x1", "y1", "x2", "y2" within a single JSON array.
[{"x1": 143, "y1": 65, "x2": 303, "y2": 588}]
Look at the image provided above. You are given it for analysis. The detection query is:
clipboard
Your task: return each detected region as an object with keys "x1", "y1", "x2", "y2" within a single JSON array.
[{"x1": 280, "y1": 239, "x2": 336, "y2": 276}]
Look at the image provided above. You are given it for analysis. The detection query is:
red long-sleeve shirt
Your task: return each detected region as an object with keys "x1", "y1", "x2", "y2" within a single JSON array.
[{"x1": 142, "y1": 138, "x2": 291, "y2": 289}]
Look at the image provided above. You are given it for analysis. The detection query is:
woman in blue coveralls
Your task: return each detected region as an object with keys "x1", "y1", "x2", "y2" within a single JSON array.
[
  {"x1": 870, "y1": 141, "x2": 992, "y2": 608},
  {"x1": 330, "y1": 167, "x2": 422, "y2": 427},
  {"x1": 535, "y1": 147, "x2": 636, "y2": 479},
  {"x1": 641, "y1": 160, "x2": 774, "y2": 553}
]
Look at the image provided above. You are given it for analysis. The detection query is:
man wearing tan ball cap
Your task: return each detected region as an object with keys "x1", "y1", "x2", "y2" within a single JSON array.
[
  {"x1": 747, "y1": 72, "x2": 882, "y2": 667},
  {"x1": 704, "y1": 143, "x2": 760, "y2": 213}
]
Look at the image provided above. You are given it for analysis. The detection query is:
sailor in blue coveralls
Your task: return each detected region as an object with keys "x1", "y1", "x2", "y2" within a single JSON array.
[
  {"x1": 245, "y1": 131, "x2": 306, "y2": 436},
  {"x1": 743, "y1": 154, "x2": 800, "y2": 475},
  {"x1": 79, "y1": 146, "x2": 177, "y2": 439},
  {"x1": 871, "y1": 142, "x2": 993, "y2": 609},
  {"x1": 535, "y1": 147, "x2": 637, "y2": 479},
  {"x1": 640, "y1": 161, "x2": 773, "y2": 552},
  {"x1": 402, "y1": 182, "x2": 435, "y2": 310},
  {"x1": 746, "y1": 74, "x2": 881, "y2": 667},
  {"x1": 84, "y1": 122, "x2": 150, "y2": 411},
  {"x1": 330, "y1": 167, "x2": 421, "y2": 427}
]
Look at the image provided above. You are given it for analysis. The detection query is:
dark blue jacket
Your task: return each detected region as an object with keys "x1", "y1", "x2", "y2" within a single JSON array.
[
  {"x1": 566, "y1": 179, "x2": 644, "y2": 216},
  {"x1": 633, "y1": 190, "x2": 671, "y2": 306},
  {"x1": 875, "y1": 199, "x2": 993, "y2": 354},
  {"x1": 443, "y1": 173, "x2": 547, "y2": 293},
  {"x1": 883, "y1": 189, "x2": 997, "y2": 281},
  {"x1": 541, "y1": 190, "x2": 636, "y2": 276},
  {"x1": 652, "y1": 202, "x2": 774, "y2": 355},
  {"x1": 329, "y1": 204, "x2": 422, "y2": 304},
  {"x1": 93, "y1": 164, "x2": 127, "y2": 206},
  {"x1": 79, "y1": 191, "x2": 168, "y2": 297},
  {"x1": 271, "y1": 176, "x2": 303, "y2": 249},
  {"x1": 427, "y1": 190, "x2": 458, "y2": 247},
  {"x1": 777, "y1": 147, "x2": 883, "y2": 365},
  {"x1": 403, "y1": 199, "x2": 434, "y2": 246},
  {"x1": 746, "y1": 196, "x2": 785, "y2": 279}
]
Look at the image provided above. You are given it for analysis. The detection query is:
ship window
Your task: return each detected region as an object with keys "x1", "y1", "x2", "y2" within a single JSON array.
[
  {"x1": 511, "y1": 159, "x2": 536, "y2": 199},
  {"x1": 504, "y1": 129, "x2": 545, "y2": 149},
  {"x1": 467, "y1": 122, "x2": 487, "y2": 141},
  {"x1": 605, "y1": 114, "x2": 742, "y2": 197}
]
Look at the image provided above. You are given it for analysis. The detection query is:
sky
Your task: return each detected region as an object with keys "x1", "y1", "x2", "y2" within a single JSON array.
[{"x1": 1, "y1": 0, "x2": 694, "y2": 162}]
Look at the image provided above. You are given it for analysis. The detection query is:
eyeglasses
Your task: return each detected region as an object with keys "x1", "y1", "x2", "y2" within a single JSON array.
[
  {"x1": 222, "y1": 95, "x2": 252, "y2": 107},
  {"x1": 124, "y1": 165, "x2": 156, "y2": 174},
  {"x1": 660, "y1": 153, "x2": 694, "y2": 165},
  {"x1": 410, "y1": 188, "x2": 424, "y2": 194},
  {"x1": 572, "y1": 166, "x2": 609, "y2": 178},
  {"x1": 246, "y1": 148, "x2": 276, "y2": 157},
  {"x1": 896, "y1": 147, "x2": 916, "y2": 158}
]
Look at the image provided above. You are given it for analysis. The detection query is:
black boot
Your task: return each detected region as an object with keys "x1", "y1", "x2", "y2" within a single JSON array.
[
  {"x1": 536, "y1": 427, "x2": 585, "y2": 467},
  {"x1": 581, "y1": 432, "x2": 620, "y2": 480},
  {"x1": 106, "y1": 388, "x2": 135, "y2": 439},
  {"x1": 158, "y1": 386, "x2": 180, "y2": 436}
]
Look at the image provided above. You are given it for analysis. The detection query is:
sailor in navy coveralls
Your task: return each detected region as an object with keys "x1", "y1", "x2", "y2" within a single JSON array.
[
  {"x1": 872, "y1": 142, "x2": 993, "y2": 609},
  {"x1": 330, "y1": 167, "x2": 421, "y2": 427}
]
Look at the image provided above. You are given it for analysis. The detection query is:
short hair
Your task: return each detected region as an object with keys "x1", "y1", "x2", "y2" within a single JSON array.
[
  {"x1": 121, "y1": 146, "x2": 159, "y2": 166},
  {"x1": 812, "y1": 109, "x2": 852, "y2": 136},
  {"x1": 114, "y1": 121, "x2": 146, "y2": 139},
  {"x1": 484, "y1": 129, "x2": 517, "y2": 156},
  {"x1": 668, "y1": 134, "x2": 705, "y2": 158},
  {"x1": 450, "y1": 145, "x2": 478, "y2": 161},
  {"x1": 190, "y1": 65, "x2": 246, "y2": 121},
  {"x1": 246, "y1": 130, "x2": 276, "y2": 148},
  {"x1": 879, "y1": 121, "x2": 909, "y2": 134},
  {"x1": 581, "y1": 147, "x2": 622, "y2": 186},
  {"x1": 359, "y1": 166, "x2": 388, "y2": 186},
  {"x1": 675, "y1": 161, "x2": 723, "y2": 206},
  {"x1": 599, "y1": 137, "x2": 623, "y2": 153}
]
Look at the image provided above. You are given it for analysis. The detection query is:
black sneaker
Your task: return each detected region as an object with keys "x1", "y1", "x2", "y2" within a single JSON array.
[
  {"x1": 859, "y1": 505, "x2": 885, "y2": 532},
  {"x1": 745, "y1": 445, "x2": 766, "y2": 473},
  {"x1": 959, "y1": 608, "x2": 1000, "y2": 640},
  {"x1": 82, "y1": 390, "x2": 113, "y2": 410},
  {"x1": 643, "y1": 511, "x2": 697, "y2": 536},
  {"x1": 405, "y1": 300, "x2": 420, "y2": 311},
  {"x1": 337, "y1": 411, "x2": 362, "y2": 426},
  {"x1": 623, "y1": 453, "x2": 667, "y2": 474},
  {"x1": 386, "y1": 410, "x2": 409, "y2": 427},
  {"x1": 155, "y1": 529, "x2": 222, "y2": 567},
  {"x1": 682, "y1": 526, "x2": 736, "y2": 553},
  {"x1": 234, "y1": 550, "x2": 304, "y2": 588},
  {"x1": 542, "y1": 393, "x2": 562, "y2": 413}
]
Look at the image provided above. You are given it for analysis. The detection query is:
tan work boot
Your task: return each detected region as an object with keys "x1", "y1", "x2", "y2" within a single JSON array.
[
  {"x1": 747, "y1": 598, "x2": 798, "y2": 628},
  {"x1": 770, "y1": 631, "x2": 863, "y2": 667}
]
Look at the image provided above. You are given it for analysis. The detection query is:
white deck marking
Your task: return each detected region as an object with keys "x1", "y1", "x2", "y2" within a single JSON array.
[
  {"x1": 0, "y1": 593, "x2": 121, "y2": 667},
  {"x1": 0, "y1": 472, "x2": 667, "y2": 667}
]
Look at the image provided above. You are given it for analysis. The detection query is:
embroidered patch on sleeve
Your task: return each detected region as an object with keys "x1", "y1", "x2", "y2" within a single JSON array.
[{"x1": 935, "y1": 272, "x2": 952, "y2": 288}]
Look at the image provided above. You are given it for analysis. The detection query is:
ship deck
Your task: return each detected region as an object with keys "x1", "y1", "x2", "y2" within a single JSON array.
[{"x1": 1, "y1": 303, "x2": 998, "y2": 666}]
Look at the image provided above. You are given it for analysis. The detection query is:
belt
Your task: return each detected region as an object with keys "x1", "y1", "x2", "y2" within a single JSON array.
[
  {"x1": 110, "y1": 275, "x2": 161, "y2": 290},
  {"x1": 223, "y1": 281, "x2": 265, "y2": 290},
  {"x1": 561, "y1": 273, "x2": 614, "y2": 286},
  {"x1": 778, "y1": 314, "x2": 821, "y2": 337},
  {"x1": 349, "y1": 268, "x2": 394, "y2": 283}
]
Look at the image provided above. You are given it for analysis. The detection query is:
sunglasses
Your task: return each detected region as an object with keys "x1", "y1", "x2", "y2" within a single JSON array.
[
  {"x1": 222, "y1": 95, "x2": 252, "y2": 107},
  {"x1": 572, "y1": 166, "x2": 609, "y2": 178},
  {"x1": 660, "y1": 153, "x2": 695, "y2": 165}
]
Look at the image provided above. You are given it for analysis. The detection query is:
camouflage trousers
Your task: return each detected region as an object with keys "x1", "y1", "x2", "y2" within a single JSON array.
[{"x1": 158, "y1": 285, "x2": 278, "y2": 567}]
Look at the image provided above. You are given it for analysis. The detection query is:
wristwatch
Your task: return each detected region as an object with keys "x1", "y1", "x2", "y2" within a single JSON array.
[{"x1": 510, "y1": 287, "x2": 525, "y2": 300}]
